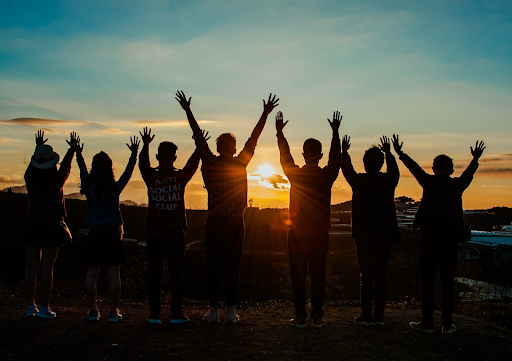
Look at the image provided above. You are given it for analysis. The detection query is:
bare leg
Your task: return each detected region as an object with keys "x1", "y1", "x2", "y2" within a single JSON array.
[
  {"x1": 39, "y1": 246, "x2": 59, "y2": 308},
  {"x1": 24, "y1": 246, "x2": 42, "y2": 306},
  {"x1": 108, "y1": 266, "x2": 121, "y2": 312},
  {"x1": 85, "y1": 266, "x2": 100, "y2": 311}
]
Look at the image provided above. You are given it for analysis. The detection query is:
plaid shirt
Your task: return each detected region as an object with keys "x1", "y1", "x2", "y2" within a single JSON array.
[
  {"x1": 195, "y1": 133, "x2": 256, "y2": 217},
  {"x1": 139, "y1": 145, "x2": 200, "y2": 237}
]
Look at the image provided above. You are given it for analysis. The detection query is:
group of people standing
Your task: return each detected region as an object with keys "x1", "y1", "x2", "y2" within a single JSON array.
[{"x1": 22, "y1": 91, "x2": 485, "y2": 334}]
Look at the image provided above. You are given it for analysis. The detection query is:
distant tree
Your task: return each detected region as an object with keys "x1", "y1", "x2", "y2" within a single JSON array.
[
  {"x1": 395, "y1": 196, "x2": 415, "y2": 204},
  {"x1": 248, "y1": 199, "x2": 254, "y2": 208}
]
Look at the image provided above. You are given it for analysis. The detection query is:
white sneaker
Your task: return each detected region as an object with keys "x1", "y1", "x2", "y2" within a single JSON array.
[
  {"x1": 226, "y1": 306, "x2": 239, "y2": 324},
  {"x1": 37, "y1": 307, "x2": 56, "y2": 319},
  {"x1": 203, "y1": 306, "x2": 219, "y2": 324},
  {"x1": 26, "y1": 305, "x2": 39, "y2": 317}
]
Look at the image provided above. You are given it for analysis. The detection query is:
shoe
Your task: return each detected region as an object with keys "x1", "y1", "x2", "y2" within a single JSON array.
[
  {"x1": 226, "y1": 306, "x2": 239, "y2": 324},
  {"x1": 170, "y1": 312, "x2": 190, "y2": 324},
  {"x1": 26, "y1": 305, "x2": 39, "y2": 317},
  {"x1": 312, "y1": 317, "x2": 326, "y2": 329},
  {"x1": 147, "y1": 318, "x2": 161, "y2": 324},
  {"x1": 203, "y1": 306, "x2": 219, "y2": 324},
  {"x1": 289, "y1": 316, "x2": 307, "y2": 329},
  {"x1": 37, "y1": 307, "x2": 56, "y2": 319},
  {"x1": 354, "y1": 313, "x2": 373, "y2": 326},
  {"x1": 409, "y1": 321, "x2": 434, "y2": 333},
  {"x1": 374, "y1": 315, "x2": 384, "y2": 327},
  {"x1": 442, "y1": 323, "x2": 457, "y2": 334},
  {"x1": 107, "y1": 309, "x2": 122, "y2": 322},
  {"x1": 88, "y1": 309, "x2": 100, "y2": 321}
]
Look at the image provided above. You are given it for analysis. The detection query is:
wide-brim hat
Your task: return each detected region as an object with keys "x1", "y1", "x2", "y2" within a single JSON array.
[{"x1": 31, "y1": 144, "x2": 60, "y2": 169}]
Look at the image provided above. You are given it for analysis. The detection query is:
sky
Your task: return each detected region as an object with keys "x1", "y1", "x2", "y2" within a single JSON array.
[{"x1": 1, "y1": 0, "x2": 511, "y2": 210}]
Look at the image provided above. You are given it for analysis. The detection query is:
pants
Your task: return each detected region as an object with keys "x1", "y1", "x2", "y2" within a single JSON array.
[
  {"x1": 420, "y1": 233, "x2": 458, "y2": 326},
  {"x1": 288, "y1": 228, "x2": 329, "y2": 318},
  {"x1": 147, "y1": 232, "x2": 185, "y2": 317},
  {"x1": 355, "y1": 241, "x2": 391, "y2": 317},
  {"x1": 204, "y1": 215, "x2": 245, "y2": 307}
]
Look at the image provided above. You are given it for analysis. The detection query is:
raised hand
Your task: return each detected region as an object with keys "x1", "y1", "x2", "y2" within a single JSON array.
[
  {"x1": 201, "y1": 129, "x2": 211, "y2": 141},
  {"x1": 35, "y1": 130, "x2": 48, "y2": 146},
  {"x1": 342, "y1": 135, "x2": 351, "y2": 152},
  {"x1": 139, "y1": 127, "x2": 155, "y2": 144},
  {"x1": 470, "y1": 140, "x2": 486, "y2": 160},
  {"x1": 379, "y1": 135, "x2": 391, "y2": 153},
  {"x1": 327, "y1": 111, "x2": 342, "y2": 132},
  {"x1": 175, "y1": 90, "x2": 191, "y2": 111},
  {"x1": 263, "y1": 93, "x2": 279, "y2": 114},
  {"x1": 392, "y1": 134, "x2": 403, "y2": 155},
  {"x1": 275, "y1": 111, "x2": 288, "y2": 132},
  {"x1": 66, "y1": 132, "x2": 83, "y2": 153},
  {"x1": 126, "y1": 136, "x2": 140, "y2": 153}
]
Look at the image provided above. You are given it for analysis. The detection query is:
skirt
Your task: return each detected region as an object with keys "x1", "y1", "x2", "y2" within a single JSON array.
[{"x1": 81, "y1": 227, "x2": 127, "y2": 266}]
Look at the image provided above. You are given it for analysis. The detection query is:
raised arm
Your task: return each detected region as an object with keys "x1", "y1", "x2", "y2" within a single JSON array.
[
  {"x1": 138, "y1": 127, "x2": 154, "y2": 181},
  {"x1": 181, "y1": 148, "x2": 201, "y2": 184},
  {"x1": 117, "y1": 136, "x2": 140, "y2": 193},
  {"x1": 238, "y1": 93, "x2": 279, "y2": 165},
  {"x1": 340, "y1": 135, "x2": 357, "y2": 186},
  {"x1": 380, "y1": 135, "x2": 399, "y2": 186},
  {"x1": 327, "y1": 111, "x2": 342, "y2": 168},
  {"x1": 458, "y1": 140, "x2": 485, "y2": 190},
  {"x1": 392, "y1": 134, "x2": 428, "y2": 186},
  {"x1": 275, "y1": 111, "x2": 298, "y2": 177},
  {"x1": 59, "y1": 132, "x2": 79, "y2": 186}
]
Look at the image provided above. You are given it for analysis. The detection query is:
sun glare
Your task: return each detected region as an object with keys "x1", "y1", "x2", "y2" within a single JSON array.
[{"x1": 258, "y1": 164, "x2": 274, "y2": 178}]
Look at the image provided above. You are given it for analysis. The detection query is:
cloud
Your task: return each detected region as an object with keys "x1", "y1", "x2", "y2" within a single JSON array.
[
  {"x1": 478, "y1": 167, "x2": 512, "y2": 174},
  {"x1": 249, "y1": 172, "x2": 289, "y2": 190},
  {"x1": 134, "y1": 120, "x2": 211, "y2": 126},
  {"x1": 1, "y1": 117, "x2": 95, "y2": 127},
  {"x1": 102, "y1": 127, "x2": 130, "y2": 134},
  {"x1": 0, "y1": 175, "x2": 24, "y2": 184},
  {"x1": 0, "y1": 138, "x2": 15, "y2": 141},
  {"x1": 478, "y1": 184, "x2": 512, "y2": 189},
  {"x1": 480, "y1": 154, "x2": 512, "y2": 163}
]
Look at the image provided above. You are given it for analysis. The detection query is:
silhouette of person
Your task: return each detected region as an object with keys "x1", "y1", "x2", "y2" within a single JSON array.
[
  {"x1": 176, "y1": 90, "x2": 279, "y2": 323},
  {"x1": 139, "y1": 127, "x2": 206, "y2": 324},
  {"x1": 276, "y1": 110, "x2": 342, "y2": 328},
  {"x1": 393, "y1": 135, "x2": 485, "y2": 334},
  {"x1": 23, "y1": 130, "x2": 79, "y2": 319},
  {"x1": 341, "y1": 135, "x2": 401, "y2": 327},
  {"x1": 75, "y1": 135, "x2": 139, "y2": 322}
]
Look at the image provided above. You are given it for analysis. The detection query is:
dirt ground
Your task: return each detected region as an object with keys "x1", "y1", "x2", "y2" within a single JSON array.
[{"x1": 1, "y1": 289, "x2": 511, "y2": 361}]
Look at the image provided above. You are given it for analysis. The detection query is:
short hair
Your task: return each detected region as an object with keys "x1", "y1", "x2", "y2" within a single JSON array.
[
  {"x1": 303, "y1": 138, "x2": 322, "y2": 156},
  {"x1": 433, "y1": 154, "x2": 453, "y2": 172},
  {"x1": 363, "y1": 146, "x2": 384, "y2": 172},
  {"x1": 158, "y1": 142, "x2": 178, "y2": 155},
  {"x1": 216, "y1": 133, "x2": 236, "y2": 154}
]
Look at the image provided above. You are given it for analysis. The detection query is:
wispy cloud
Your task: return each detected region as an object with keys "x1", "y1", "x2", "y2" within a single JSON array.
[
  {"x1": 0, "y1": 175, "x2": 24, "y2": 184},
  {"x1": 249, "y1": 172, "x2": 289, "y2": 190},
  {"x1": 1, "y1": 117, "x2": 95, "y2": 127},
  {"x1": 478, "y1": 167, "x2": 512, "y2": 174},
  {"x1": 134, "y1": 120, "x2": 211, "y2": 126},
  {"x1": 102, "y1": 127, "x2": 130, "y2": 134},
  {"x1": 480, "y1": 154, "x2": 512, "y2": 163}
]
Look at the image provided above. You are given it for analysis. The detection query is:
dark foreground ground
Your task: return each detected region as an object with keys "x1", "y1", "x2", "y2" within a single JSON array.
[{"x1": 1, "y1": 289, "x2": 511, "y2": 361}]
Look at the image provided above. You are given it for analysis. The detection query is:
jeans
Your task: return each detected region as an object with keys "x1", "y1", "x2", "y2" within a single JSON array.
[
  {"x1": 420, "y1": 233, "x2": 458, "y2": 326},
  {"x1": 204, "y1": 214, "x2": 245, "y2": 307},
  {"x1": 147, "y1": 232, "x2": 185, "y2": 317},
  {"x1": 355, "y1": 241, "x2": 391, "y2": 317},
  {"x1": 288, "y1": 228, "x2": 329, "y2": 318}
]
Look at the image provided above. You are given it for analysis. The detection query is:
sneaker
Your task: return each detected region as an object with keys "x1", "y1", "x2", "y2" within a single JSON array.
[
  {"x1": 289, "y1": 316, "x2": 307, "y2": 329},
  {"x1": 442, "y1": 323, "x2": 457, "y2": 334},
  {"x1": 107, "y1": 309, "x2": 122, "y2": 322},
  {"x1": 147, "y1": 318, "x2": 161, "y2": 324},
  {"x1": 203, "y1": 306, "x2": 219, "y2": 324},
  {"x1": 409, "y1": 321, "x2": 434, "y2": 333},
  {"x1": 312, "y1": 317, "x2": 326, "y2": 329},
  {"x1": 88, "y1": 309, "x2": 100, "y2": 321},
  {"x1": 37, "y1": 307, "x2": 56, "y2": 319},
  {"x1": 170, "y1": 312, "x2": 190, "y2": 324},
  {"x1": 354, "y1": 313, "x2": 373, "y2": 326},
  {"x1": 226, "y1": 306, "x2": 239, "y2": 324},
  {"x1": 26, "y1": 305, "x2": 39, "y2": 317},
  {"x1": 374, "y1": 315, "x2": 384, "y2": 327}
]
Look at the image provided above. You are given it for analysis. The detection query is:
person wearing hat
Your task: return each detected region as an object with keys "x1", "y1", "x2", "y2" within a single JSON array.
[
  {"x1": 23, "y1": 130, "x2": 80, "y2": 319},
  {"x1": 75, "y1": 135, "x2": 139, "y2": 322}
]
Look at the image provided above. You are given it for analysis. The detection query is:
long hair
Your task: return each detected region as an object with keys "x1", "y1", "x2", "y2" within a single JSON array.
[{"x1": 80, "y1": 151, "x2": 117, "y2": 199}]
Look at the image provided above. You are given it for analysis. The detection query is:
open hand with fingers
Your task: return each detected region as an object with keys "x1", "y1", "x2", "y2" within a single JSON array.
[
  {"x1": 175, "y1": 90, "x2": 191, "y2": 111},
  {"x1": 67, "y1": 132, "x2": 83, "y2": 153},
  {"x1": 263, "y1": 93, "x2": 279, "y2": 115},
  {"x1": 35, "y1": 130, "x2": 48, "y2": 146},
  {"x1": 127, "y1": 136, "x2": 140, "y2": 153},
  {"x1": 275, "y1": 111, "x2": 288, "y2": 133},
  {"x1": 392, "y1": 134, "x2": 403, "y2": 156},
  {"x1": 470, "y1": 140, "x2": 486, "y2": 160},
  {"x1": 342, "y1": 135, "x2": 351, "y2": 152},
  {"x1": 379, "y1": 136, "x2": 391, "y2": 154},
  {"x1": 194, "y1": 129, "x2": 211, "y2": 142},
  {"x1": 139, "y1": 127, "x2": 155, "y2": 144},
  {"x1": 328, "y1": 111, "x2": 342, "y2": 132}
]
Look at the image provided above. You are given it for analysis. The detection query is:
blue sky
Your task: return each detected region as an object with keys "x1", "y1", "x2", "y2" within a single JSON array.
[{"x1": 1, "y1": 0, "x2": 512, "y2": 208}]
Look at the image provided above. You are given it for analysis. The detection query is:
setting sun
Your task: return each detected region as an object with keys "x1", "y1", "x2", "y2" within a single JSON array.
[{"x1": 258, "y1": 164, "x2": 274, "y2": 178}]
